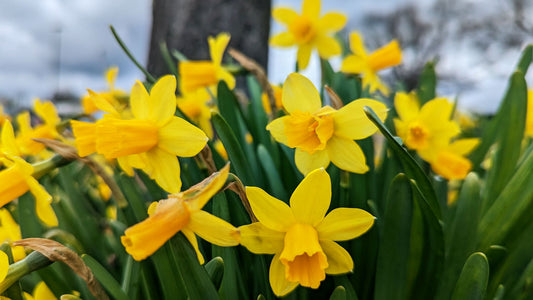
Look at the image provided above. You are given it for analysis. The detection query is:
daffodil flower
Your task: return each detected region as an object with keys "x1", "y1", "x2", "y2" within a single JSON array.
[
  {"x1": 266, "y1": 73, "x2": 387, "y2": 175},
  {"x1": 0, "y1": 121, "x2": 57, "y2": 227},
  {"x1": 429, "y1": 138, "x2": 480, "y2": 180},
  {"x1": 270, "y1": 0, "x2": 346, "y2": 70},
  {"x1": 239, "y1": 168, "x2": 374, "y2": 296},
  {"x1": 82, "y1": 66, "x2": 129, "y2": 115},
  {"x1": 341, "y1": 31, "x2": 402, "y2": 95},
  {"x1": 179, "y1": 33, "x2": 235, "y2": 95},
  {"x1": 121, "y1": 164, "x2": 239, "y2": 262},
  {"x1": 72, "y1": 75, "x2": 208, "y2": 193},
  {"x1": 0, "y1": 209, "x2": 25, "y2": 261}
]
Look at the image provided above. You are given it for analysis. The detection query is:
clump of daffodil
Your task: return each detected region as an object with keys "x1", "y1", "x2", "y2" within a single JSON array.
[
  {"x1": 71, "y1": 75, "x2": 208, "y2": 193},
  {"x1": 0, "y1": 208, "x2": 25, "y2": 261},
  {"x1": 270, "y1": 0, "x2": 346, "y2": 70},
  {"x1": 179, "y1": 33, "x2": 235, "y2": 95},
  {"x1": 266, "y1": 73, "x2": 387, "y2": 175},
  {"x1": 82, "y1": 66, "x2": 129, "y2": 115},
  {"x1": 340, "y1": 31, "x2": 402, "y2": 96},
  {"x1": 15, "y1": 99, "x2": 62, "y2": 158},
  {"x1": 393, "y1": 91, "x2": 478, "y2": 179},
  {"x1": 239, "y1": 168, "x2": 375, "y2": 296},
  {"x1": 526, "y1": 89, "x2": 533, "y2": 137},
  {"x1": 0, "y1": 120, "x2": 57, "y2": 227},
  {"x1": 121, "y1": 164, "x2": 239, "y2": 262},
  {"x1": 176, "y1": 89, "x2": 214, "y2": 138}
]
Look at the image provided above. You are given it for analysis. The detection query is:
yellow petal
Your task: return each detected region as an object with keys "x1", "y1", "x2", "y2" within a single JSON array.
[
  {"x1": 187, "y1": 210, "x2": 239, "y2": 246},
  {"x1": 148, "y1": 75, "x2": 177, "y2": 126},
  {"x1": 182, "y1": 228, "x2": 205, "y2": 264},
  {"x1": 87, "y1": 90, "x2": 119, "y2": 116},
  {"x1": 70, "y1": 120, "x2": 96, "y2": 157},
  {"x1": 0, "y1": 251, "x2": 8, "y2": 282},
  {"x1": 349, "y1": 31, "x2": 366, "y2": 56},
  {"x1": 340, "y1": 55, "x2": 367, "y2": 74},
  {"x1": 326, "y1": 137, "x2": 369, "y2": 173},
  {"x1": 321, "y1": 240, "x2": 353, "y2": 275},
  {"x1": 290, "y1": 168, "x2": 331, "y2": 226},
  {"x1": 294, "y1": 148, "x2": 330, "y2": 175},
  {"x1": 245, "y1": 186, "x2": 295, "y2": 232},
  {"x1": 315, "y1": 35, "x2": 341, "y2": 58},
  {"x1": 282, "y1": 73, "x2": 321, "y2": 114},
  {"x1": 33, "y1": 99, "x2": 60, "y2": 126},
  {"x1": 209, "y1": 33, "x2": 231, "y2": 66},
  {"x1": 217, "y1": 68, "x2": 236, "y2": 90},
  {"x1": 448, "y1": 138, "x2": 480, "y2": 156},
  {"x1": 26, "y1": 177, "x2": 57, "y2": 227},
  {"x1": 367, "y1": 39, "x2": 402, "y2": 71},
  {"x1": 182, "y1": 164, "x2": 230, "y2": 211},
  {"x1": 302, "y1": 0, "x2": 320, "y2": 19},
  {"x1": 296, "y1": 44, "x2": 313, "y2": 70},
  {"x1": 419, "y1": 98, "x2": 454, "y2": 122},
  {"x1": 239, "y1": 222, "x2": 285, "y2": 254},
  {"x1": 334, "y1": 98, "x2": 387, "y2": 140},
  {"x1": 317, "y1": 207, "x2": 374, "y2": 241},
  {"x1": 158, "y1": 117, "x2": 208, "y2": 157},
  {"x1": 266, "y1": 116, "x2": 290, "y2": 145},
  {"x1": 272, "y1": 7, "x2": 298, "y2": 26},
  {"x1": 318, "y1": 12, "x2": 346, "y2": 32},
  {"x1": 394, "y1": 91, "x2": 420, "y2": 122},
  {"x1": 431, "y1": 151, "x2": 472, "y2": 180},
  {"x1": 1, "y1": 120, "x2": 21, "y2": 157},
  {"x1": 270, "y1": 32, "x2": 296, "y2": 47},
  {"x1": 143, "y1": 148, "x2": 181, "y2": 193},
  {"x1": 116, "y1": 156, "x2": 135, "y2": 176},
  {"x1": 106, "y1": 66, "x2": 119, "y2": 89},
  {"x1": 269, "y1": 253, "x2": 299, "y2": 297},
  {"x1": 130, "y1": 80, "x2": 150, "y2": 120},
  {"x1": 33, "y1": 281, "x2": 56, "y2": 300}
]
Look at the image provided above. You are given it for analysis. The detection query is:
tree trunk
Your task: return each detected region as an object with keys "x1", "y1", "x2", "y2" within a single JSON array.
[{"x1": 147, "y1": 0, "x2": 271, "y2": 78}]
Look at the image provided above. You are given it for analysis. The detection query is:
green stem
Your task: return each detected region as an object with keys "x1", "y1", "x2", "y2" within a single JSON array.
[{"x1": 0, "y1": 252, "x2": 52, "y2": 293}]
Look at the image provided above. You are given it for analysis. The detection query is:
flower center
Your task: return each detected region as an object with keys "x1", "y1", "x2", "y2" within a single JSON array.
[
  {"x1": 179, "y1": 61, "x2": 219, "y2": 93},
  {"x1": 289, "y1": 16, "x2": 316, "y2": 44},
  {"x1": 280, "y1": 223, "x2": 328, "y2": 289},
  {"x1": 284, "y1": 110, "x2": 334, "y2": 154},
  {"x1": 406, "y1": 122, "x2": 430, "y2": 150},
  {"x1": 95, "y1": 118, "x2": 159, "y2": 159}
]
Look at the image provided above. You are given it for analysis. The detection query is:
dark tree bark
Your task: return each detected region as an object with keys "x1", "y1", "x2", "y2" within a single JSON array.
[{"x1": 147, "y1": 0, "x2": 271, "y2": 78}]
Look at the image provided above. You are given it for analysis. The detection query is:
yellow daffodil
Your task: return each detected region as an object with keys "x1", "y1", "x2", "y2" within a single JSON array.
[
  {"x1": 176, "y1": 89, "x2": 214, "y2": 138},
  {"x1": 266, "y1": 73, "x2": 387, "y2": 175},
  {"x1": 526, "y1": 89, "x2": 533, "y2": 137},
  {"x1": 270, "y1": 0, "x2": 346, "y2": 70},
  {"x1": 0, "y1": 251, "x2": 7, "y2": 283},
  {"x1": 393, "y1": 92, "x2": 460, "y2": 158},
  {"x1": 429, "y1": 138, "x2": 480, "y2": 180},
  {"x1": 341, "y1": 31, "x2": 402, "y2": 95},
  {"x1": 82, "y1": 66, "x2": 128, "y2": 115},
  {"x1": 72, "y1": 75, "x2": 208, "y2": 193},
  {"x1": 0, "y1": 209, "x2": 25, "y2": 261},
  {"x1": 15, "y1": 99, "x2": 61, "y2": 157},
  {"x1": 239, "y1": 168, "x2": 374, "y2": 296},
  {"x1": 214, "y1": 140, "x2": 228, "y2": 160},
  {"x1": 0, "y1": 121, "x2": 57, "y2": 227},
  {"x1": 23, "y1": 281, "x2": 57, "y2": 300},
  {"x1": 179, "y1": 33, "x2": 235, "y2": 95},
  {"x1": 121, "y1": 164, "x2": 239, "y2": 262},
  {"x1": 262, "y1": 85, "x2": 283, "y2": 114}
]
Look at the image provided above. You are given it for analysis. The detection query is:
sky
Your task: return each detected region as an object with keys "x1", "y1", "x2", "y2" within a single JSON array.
[{"x1": 1, "y1": 0, "x2": 532, "y2": 114}]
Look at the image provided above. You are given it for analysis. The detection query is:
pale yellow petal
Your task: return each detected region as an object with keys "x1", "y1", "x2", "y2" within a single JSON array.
[
  {"x1": 87, "y1": 90, "x2": 119, "y2": 116},
  {"x1": 296, "y1": 44, "x2": 313, "y2": 70},
  {"x1": 272, "y1": 7, "x2": 298, "y2": 26},
  {"x1": 209, "y1": 32, "x2": 230, "y2": 66},
  {"x1": 334, "y1": 98, "x2": 387, "y2": 140},
  {"x1": 340, "y1": 55, "x2": 367, "y2": 74},
  {"x1": 302, "y1": 0, "x2": 320, "y2": 19},
  {"x1": 318, "y1": 12, "x2": 346, "y2": 32},
  {"x1": 239, "y1": 222, "x2": 285, "y2": 254},
  {"x1": 0, "y1": 251, "x2": 8, "y2": 282},
  {"x1": 321, "y1": 240, "x2": 353, "y2": 274},
  {"x1": 270, "y1": 253, "x2": 299, "y2": 297},
  {"x1": 326, "y1": 137, "x2": 368, "y2": 173},
  {"x1": 419, "y1": 98, "x2": 453, "y2": 122},
  {"x1": 290, "y1": 168, "x2": 331, "y2": 226},
  {"x1": 187, "y1": 210, "x2": 240, "y2": 246},
  {"x1": 148, "y1": 75, "x2": 177, "y2": 126},
  {"x1": 143, "y1": 148, "x2": 181, "y2": 193},
  {"x1": 349, "y1": 31, "x2": 367, "y2": 56},
  {"x1": 182, "y1": 228, "x2": 205, "y2": 264},
  {"x1": 245, "y1": 186, "x2": 295, "y2": 232},
  {"x1": 184, "y1": 164, "x2": 230, "y2": 211},
  {"x1": 27, "y1": 177, "x2": 58, "y2": 227},
  {"x1": 266, "y1": 116, "x2": 289, "y2": 145},
  {"x1": 394, "y1": 91, "x2": 420, "y2": 122},
  {"x1": 294, "y1": 148, "x2": 330, "y2": 175},
  {"x1": 270, "y1": 32, "x2": 296, "y2": 47},
  {"x1": 130, "y1": 80, "x2": 150, "y2": 120},
  {"x1": 116, "y1": 156, "x2": 135, "y2": 176},
  {"x1": 315, "y1": 35, "x2": 342, "y2": 58},
  {"x1": 447, "y1": 138, "x2": 480, "y2": 156},
  {"x1": 317, "y1": 207, "x2": 375, "y2": 241},
  {"x1": 282, "y1": 73, "x2": 321, "y2": 114},
  {"x1": 158, "y1": 117, "x2": 208, "y2": 157}
]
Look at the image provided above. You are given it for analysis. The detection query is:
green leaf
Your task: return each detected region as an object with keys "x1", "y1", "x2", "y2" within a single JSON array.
[
  {"x1": 374, "y1": 174, "x2": 413, "y2": 300},
  {"x1": 364, "y1": 106, "x2": 441, "y2": 219},
  {"x1": 81, "y1": 254, "x2": 129, "y2": 300},
  {"x1": 436, "y1": 173, "x2": 482, "y2": 300},
  {"x1": 493, "y1": 285, "x2": 505, "y2": 300},
  {"x1": 416, "y1": 62, "x2": 436, "y2": 105},
  {"x1": 451, "y1": 252, "x2": 489, "y2": 300},
  {"x1": 333, "y1": 276, "x2": 358, "y2": 300},
  {"x1": 329, "y1": 286, "x2": 346, "y2": 300},
  {"x1": 257, "y1": 144, "x2": 288, "y2": 199},
  {"x1": 205, "y1": 257, "x2": 224, "y2": 289},
  {"x1": 516, "y1": 44, "x2": 533, "y2": 75}
]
